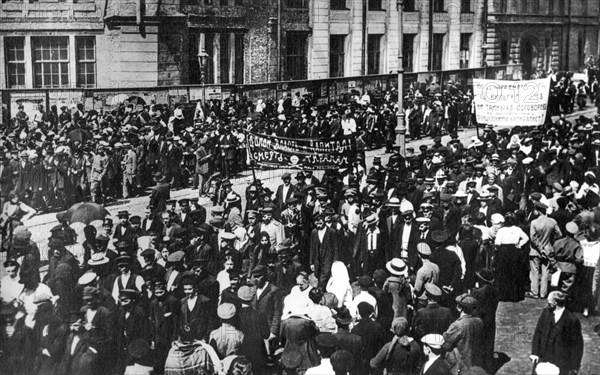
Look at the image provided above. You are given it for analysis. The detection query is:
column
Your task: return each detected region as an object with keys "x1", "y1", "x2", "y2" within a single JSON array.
[
  {"x1": 214, "y1": 33, "x2": 221, "y2": 83},
  {"x1": 69, "y1": 35, "x2": 77, "y2": 88},
  {"x1": 229, "y1": 32, "x2": 235, "y2": 84},
  {"x1": 24, "y1": 36, "x2": 33, "y2": 89}
]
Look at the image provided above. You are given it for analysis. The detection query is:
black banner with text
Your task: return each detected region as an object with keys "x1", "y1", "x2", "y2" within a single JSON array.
[{"x1": 246, "y1": 132, "x2": 357, "y2": 170}]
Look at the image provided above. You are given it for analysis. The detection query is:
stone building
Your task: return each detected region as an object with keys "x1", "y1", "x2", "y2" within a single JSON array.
[{"x1": 485, "y1": 0, "x2": 600, "y2": 77}]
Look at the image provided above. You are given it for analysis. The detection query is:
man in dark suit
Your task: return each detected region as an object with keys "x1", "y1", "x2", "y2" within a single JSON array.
[
  {"x1": 351, "y1": 302, "x2": 386, "y2": 374},
  {"x1": 237, "y1": 286, "x2": 270, "y2": 373},
  {"x1": 381, "y1": 198, "x2": 403, "y2": 260},
  {"x1": 421, "y1": 333, "x2": 453, "y2": 375},
  {"x1": 149, "y1": 172, "x2": 170, "y2": 216},
  {"x1": 179, "y1": 273, "x2": 216, "y2": 340},
  {"x1": 176, "y1": 199, "x2": 195, "y2": 229},
  {"x1": 411, "y1": 283, "x2": 453, "y2": 341},
  {"x1": 440, "y1": 195, "x2": 461, "y2": 239},
  {"x1": 397, "y1": 209, "x2": 421, "y2": 270},
  {"x1": 470, "y1": 193, "x2": 498, "y2": 227},
  {"x1": 250, "y1": 265, "x2": 282, "y2": 343},
  {"x1": 310, "y1": 214, "x2": 337, "y2": 287},
  {"x1": 531, "y1": 291, "x2": 583, "y2": 375},
  {"x1": 113, "y1": 210, "x2": 135, "y2": 243},
  {"x1": 429, "y1": 231, "x2": 462, "y2": 309},
  {"x1": 275, "y1": 172, "x2": 296, "y2": 208},
  {"x1": 353, "y1": 213, "x2": 388, "y2": 276}
]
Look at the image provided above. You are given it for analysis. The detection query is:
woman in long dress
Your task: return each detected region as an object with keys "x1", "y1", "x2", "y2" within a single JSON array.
[{"x1": 494, "y1": 212, "x2": 529, "y2": 302}]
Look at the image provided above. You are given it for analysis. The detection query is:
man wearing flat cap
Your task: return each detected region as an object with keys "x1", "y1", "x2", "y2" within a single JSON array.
[
  {"x1": 276, "y1": 172, "x2": 296, "y2": 208},
  {"x1": 411, "y1": 283, "x2": 453, "y2": 342},
  {"x1": 236, "y1": 285, "x2": 270, "y2": 372},
  {"x1": 442, "y1": 293, "x2": 483, "y2": 373},
  {"x1": 250, "y1": 265, "x2": 282, "y2": 344},
  {"x1": 551, "y1": 221, "x2": 583, "y2": 296},
  {"x1": 421, "y1": 334, "x2": 452, "y2": 375}
]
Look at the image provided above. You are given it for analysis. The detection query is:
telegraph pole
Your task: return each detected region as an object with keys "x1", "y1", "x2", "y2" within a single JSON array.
[{"x1": 396, "y1": 0, "x2": 406, "y2": 156}]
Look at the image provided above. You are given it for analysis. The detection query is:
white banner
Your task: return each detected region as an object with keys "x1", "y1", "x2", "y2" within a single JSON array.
[{"x1": 473, "y1": 78, "x2": 550, "y2": 126}]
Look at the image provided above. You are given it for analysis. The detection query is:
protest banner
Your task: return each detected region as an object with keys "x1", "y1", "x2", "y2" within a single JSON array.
[
  {"x1": 246, "y1": 132, "x2": 357, "y2": 170},
  {"x1": 473, "y1": 77, "x2": 550, "y2": 126}
]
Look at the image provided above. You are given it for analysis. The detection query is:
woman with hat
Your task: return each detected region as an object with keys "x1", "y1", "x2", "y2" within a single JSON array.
[{"x1": 494, "y1": 212, "x2": 529, "y2": 302}]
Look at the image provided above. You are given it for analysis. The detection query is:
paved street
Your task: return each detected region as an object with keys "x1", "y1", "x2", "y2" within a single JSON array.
[{"x1": 14, "y1": 105, "x2": 600, "y2": 375}]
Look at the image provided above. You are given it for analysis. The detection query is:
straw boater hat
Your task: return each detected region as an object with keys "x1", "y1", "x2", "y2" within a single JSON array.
[{"x1": 386, "y1": 258, "x2": 408, "y2": 277}]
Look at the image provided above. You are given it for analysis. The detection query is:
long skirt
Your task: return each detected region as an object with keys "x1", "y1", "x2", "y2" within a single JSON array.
[{"x1": 494, "y1": 244, "x2": 526, "y2": 302}]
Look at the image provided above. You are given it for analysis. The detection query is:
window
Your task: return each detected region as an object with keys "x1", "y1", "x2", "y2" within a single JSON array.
[
  {"x1": 578, "y1": 30, "x2": 586, "y2": 67},
  {"x1": 286, "y1": 0, "x2": 308, "y2": 8},
  {"x1": 368, "y1": 0, "x2": 382, "y2": 10},
  {"x1": 286, "y1": 32, "x2": 307, "y2": 80},
  {"x1": 76, "y1": 36, "x2": 95, "y2": 88},
  {"x1": 5, "y1": 37, "x2": 25, "y2": 88},
  {"x1": 432, "y1": 0, "x2": 444, "y2": 12},
  {"x1": 205, "y1": 33, "x2": 215, "y2": 84},
  {"x1": 234, "y1": 34, "x2": 244, "y2": 84},
  {"x1": 530, "y1": 0, "x2": 539, "y2": 13},
  {"x1": 520, "y1": 0, "x2": 528, "y2": 13},
  {"x1": 220, "y1": 34, "x2": 230, "y2": 84},
  {"x1": 330, "y1": 0, "x2": 347, "y2": 10},
  {"x1": 500, "y1": 38, "x2": 509, "y2": 65},
  {"x1": 460, "y1": 33, "x2": 471, "y2": 69},
  {"x1": 367, "y1": 34, "x2": 382, "y2": 75},
  {"x1": 33, "y1": 36, "x2": 69, "y2": 88},
  {"x1": 461, "y1": 0, "x2": 471, "y2": 12},
  {"x1": 330, "y1": 35, "x2": 345, "y2": 78},
  {"x1": 404, "y1": 0, "x2": 416, "y2": 11},
  {"x1": 403, "y1": 34, "x2": 416, "y2": 72},
  {"x1": 431, "y1": 33, "x2": 445, "y2": 71}
]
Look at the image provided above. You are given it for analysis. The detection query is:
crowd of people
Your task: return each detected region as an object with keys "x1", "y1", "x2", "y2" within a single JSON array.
[{"x1": 0, "y1": 75, "x2": 599, "y2": 375}]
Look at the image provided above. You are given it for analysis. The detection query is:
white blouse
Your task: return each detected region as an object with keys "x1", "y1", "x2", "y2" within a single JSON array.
[{"x1": 494, "y1": 226, "x2": 529, "y2": 248}]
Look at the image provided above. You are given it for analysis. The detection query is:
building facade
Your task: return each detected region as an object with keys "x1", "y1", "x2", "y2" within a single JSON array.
[
  {"x1": 6, "y1": 0, "x2": 592, "y2": 92},
  {"x1": 485, "y1": 0, "x2": 600, "y2": 77}
]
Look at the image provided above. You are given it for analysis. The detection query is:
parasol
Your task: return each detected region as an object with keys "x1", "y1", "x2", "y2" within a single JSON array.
[{"x1": 66, "y1": 202, "x2": 110, "y2": 225}]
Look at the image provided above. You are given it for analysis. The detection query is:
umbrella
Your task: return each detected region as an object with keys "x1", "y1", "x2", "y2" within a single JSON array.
[
  {"x1": 66, "y1": 202, "x2": 110, "y2": 225},
  {"x1": 67, "y1": 129, "x2": 92, "y2": 143},
  {"x1": 109, "y1": 93, "x2": 129, "y2": 106}
]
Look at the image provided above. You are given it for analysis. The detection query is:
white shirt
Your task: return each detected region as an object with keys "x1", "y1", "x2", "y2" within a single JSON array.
[
  {"x1": 166, "y1": 270, "x2": 179, "y2": 292},
  {"x1": 553, "y1": 306, "x2": 565, "y2": 323},
  {"x1": 85, "y1": 308, "x2": 97, "y2": 325},
  {"x1": 318, "y1": 227, "x2": 327, "y2": 243},
  {"x1": 71, "y1": 335, "x2": 81, "y2": 355},
  {"x1": 423, "y1": 354, "x2": 442, "y2": 373},
  {"x1": 402, "y1": 223, "x2": 412, "y2": 252},
  {"x1": 495, "y1": 226, "x2": 529, "y2": 248},
  {"x1": 282, "y1": 185, "x2": 290, "y2": 204},
  {"x1": 367, "y1": 228, "x2": 380, "y2": 251},
  {"x1": 187, "y1": 295, "x2": 198, "y2": 311},
  {"x1": 305, "y1": 358, "x2": 334, "y2": 375},
  {"x1": 111, "y1": 272, "x2": 144, "y2": 302},
  {"x1": 256, "y1": 282, "x2": 269, "y2": 300},
  {"x1": 1, "y1": 275, "x2": 22, "y2": 302}
]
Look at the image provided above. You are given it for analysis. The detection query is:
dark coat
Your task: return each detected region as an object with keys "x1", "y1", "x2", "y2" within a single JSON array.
[
  {"x1": 531, "y1": 307, "x2": 583, "y2": 373},
  {"x1": 422, "y1": 356, "x2": 453, "y2": 375},
  {"x1": 150, "y1": 182, "x2": 170, "y2": 215},
  {"x1": 472, "y1": 283, "x2": 499, "y2": 373},
  {"x1": 352, "y1": 319, "x2": 387, "y2": 370},
  {"x1": 280, "y1": 315, "x2": 321, "y2": 371},
  {"x1": 411, "y1": 302, "x2": 453, "y2": 341},
  {"x1": 180, "y1": 294, "x2": 217, "y2": 340},
  {"x1": 309, "y1": 227, "x2": 338, "y2": 286},
  {"x1": 353, "y1": 225, "x2": 388, "y2": 275},
  {"x1": 238, "y1": 305, "x2": 270, "y2": 369},
  {"x1": 252, "y1": 282, "x2": 283, "y2": 335},
  {"x1": 397, "y1": 221, "x2": 421, "y2": 270}
]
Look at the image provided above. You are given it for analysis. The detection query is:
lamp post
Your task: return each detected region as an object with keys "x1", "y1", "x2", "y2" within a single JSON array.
[
  {"x1": 396, "y1": 0, "x2": 406, "y2": 156},
  {"x1": 197, "y1": 50, "x2": 209, "y2": 85}
]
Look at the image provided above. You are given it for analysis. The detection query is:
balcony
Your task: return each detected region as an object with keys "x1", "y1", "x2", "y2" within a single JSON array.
[
  {"x1": 460, "y1": 12, "x2": 474, "y2": 23},
  {"x1": 403, "y1": 11, "x2": 419, "y2": 23},
  {"x1": 433, "y1": 12, "x2": 448, "y2": 23}
]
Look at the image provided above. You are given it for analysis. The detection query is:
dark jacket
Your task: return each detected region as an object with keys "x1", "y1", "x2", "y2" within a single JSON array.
[
  {"x1": 532, "y1": 307, "x2": 583, "y2": 373},
  {"x1": 252, "y1": 282, "x2": 283, "y2": 335},
  {"x1": 411, "y1": 302, "x2": 453, "y2": 341},
  {"x1": 422, "y1": 356, "x2": 453, "y2": 375}
]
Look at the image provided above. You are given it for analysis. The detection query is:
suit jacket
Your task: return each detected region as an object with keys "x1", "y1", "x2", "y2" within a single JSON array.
[
  {"x1": 442, "y1": 315, "x2": 484, "y2": 370},
  {"x1": 398, "y1": 221, "x2": 421, "y2": 269},
  {"x1": 150, "y1": 182, "x2": 170, "y2": 215},
  {"x1": 309, "y1": 227, "x2": 338, "y2": 285},
  {"x1": 353, "y1": 225, "x2": 388, "y2": 274},
  {"x1": 252, "y1": 283, "x2": 283, "y2": 335},
  {"x1": 411, "y1": 302, "x2": 453, "y2": 341},
  {"x1": 382, "y1": 214, "x2": 403, "y2": 260},
  {"x1": 180, "y1": 294, "x2": 216, "y2": 340},
  {"x1": 142, "y1": 217, "x2": 164, "y2": 234},
  {"x1": 275, "y1": 184, "x2": 296, "y2": 208},
  {"x1": 440, "y1": 206, "x2": 461, "y2": 239},
  {"x1": 238, "y1": 306, "x2": 270, "y2": 368},
  {"x1": 422, "y1": 356, "x2": 453, "y2": 375},
  {"x1": 531, "y1": 308, "x2": 583, "y2": 372}
]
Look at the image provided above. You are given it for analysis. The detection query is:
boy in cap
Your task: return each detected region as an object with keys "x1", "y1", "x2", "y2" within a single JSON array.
[{"x1": 209, "y1": 303, "x2": 244, "y2": 358}]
